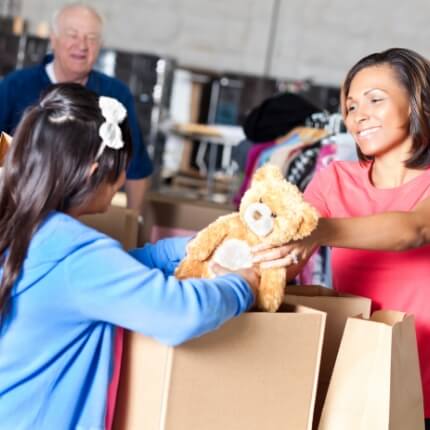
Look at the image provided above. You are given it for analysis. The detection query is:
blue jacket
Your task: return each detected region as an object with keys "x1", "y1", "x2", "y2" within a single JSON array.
[
  {"x1": 0, "y1": 212, "x2": 253, "y2": 429},
  {"x1": 0, "y1": 56, "x2": 153, "y2": 180}
]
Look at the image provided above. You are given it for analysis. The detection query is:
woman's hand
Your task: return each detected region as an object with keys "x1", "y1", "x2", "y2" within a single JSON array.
[
  {"x1": 211, "y1": 263, "x2": 260, "y2": 299},
  {"x1": 251, "y1": 234, "x2": 318, "y2": 269}
]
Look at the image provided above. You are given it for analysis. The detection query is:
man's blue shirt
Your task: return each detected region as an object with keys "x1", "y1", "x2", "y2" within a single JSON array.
[{"x1": 0, "y1": 56, "x2": 153, "y2": 179}]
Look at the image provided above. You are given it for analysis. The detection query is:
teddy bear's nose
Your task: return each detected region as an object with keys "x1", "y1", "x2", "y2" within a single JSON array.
[
  {"x1": 244, "y1": 202, "x2": 274, "y2": 237},
  {"x1": 253, "y1": 211, "x2": 262, "y2": 221}
]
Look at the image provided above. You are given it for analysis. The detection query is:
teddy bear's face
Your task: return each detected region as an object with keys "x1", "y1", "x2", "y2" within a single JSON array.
[{"x1": 239, "y1": 164, "x2": 318, "y2": 246}]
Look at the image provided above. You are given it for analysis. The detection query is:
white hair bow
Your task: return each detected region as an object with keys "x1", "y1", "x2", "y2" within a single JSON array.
[{"x1": 96, "y1": 96, "x2": 127, "y2": 159}]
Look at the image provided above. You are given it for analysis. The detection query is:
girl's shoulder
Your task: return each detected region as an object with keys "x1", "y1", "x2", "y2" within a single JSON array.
[
  {"x1": 39, "y1": 212, "x2": 100, "y2": 238},
  {"x1": 31, "y1": 212, "x2": 118, "y2": 257}
]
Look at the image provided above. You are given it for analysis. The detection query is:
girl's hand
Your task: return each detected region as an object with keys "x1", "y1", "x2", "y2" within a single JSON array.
[{"x1": 211, "y1": 263, "x2": 260, "y2": 298}]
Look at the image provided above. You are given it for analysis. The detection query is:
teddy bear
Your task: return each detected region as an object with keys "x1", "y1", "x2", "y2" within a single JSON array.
[{"x1": 175, "y1": 163, "x2": 319, "y2": 312}]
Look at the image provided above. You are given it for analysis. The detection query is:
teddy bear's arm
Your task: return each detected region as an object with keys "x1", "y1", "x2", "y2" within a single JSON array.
[{"x1": 186, "y1": 213, "x2": 239, "y2": 261}]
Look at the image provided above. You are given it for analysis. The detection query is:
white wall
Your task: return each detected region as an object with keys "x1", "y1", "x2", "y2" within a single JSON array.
[
  {"x1": 20, "y1": 0, "x2": 430, "y2": 86},
  {"x1": 271, "y1": 0, "x2": 430, "y2": 85}
]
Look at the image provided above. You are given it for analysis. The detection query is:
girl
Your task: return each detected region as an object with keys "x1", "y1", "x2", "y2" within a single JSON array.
[
  {"x1": 0, "y1": 83, "x2": 258, "y2": 429},
  {"x1": 254, "y1": 48, "x2": 430, "y2": 428}
]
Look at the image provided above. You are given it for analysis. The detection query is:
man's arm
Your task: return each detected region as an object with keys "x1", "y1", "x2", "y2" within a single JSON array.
[{"x1": 124, "y1": 177, "x2": 151, "y2": 213}]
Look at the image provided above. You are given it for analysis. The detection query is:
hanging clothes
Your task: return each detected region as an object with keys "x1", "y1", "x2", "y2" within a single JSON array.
[
  {"x1": 233, "y1": 141, "x2": 275, "y2": 206},
  {"x1": 243, "y1": 92, "x2": 320, "y2": 142}
]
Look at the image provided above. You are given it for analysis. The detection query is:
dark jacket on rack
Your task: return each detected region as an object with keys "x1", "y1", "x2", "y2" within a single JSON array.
[{"x1": 243, "y1": 92, "x2": 320, "y2": 142}]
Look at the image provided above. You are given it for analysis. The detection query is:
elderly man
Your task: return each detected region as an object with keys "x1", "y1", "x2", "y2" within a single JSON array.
[{"x1": 0, "y1": 4, "x2": 152, "y2": 211}]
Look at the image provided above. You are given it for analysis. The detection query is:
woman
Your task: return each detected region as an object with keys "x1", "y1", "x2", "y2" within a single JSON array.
[
  {"x1": 255, "y1": 48, "x2": 430, "y2": 428},
  {"x1": 0, "y1": 83, "x2": 259, "y2": 429}
]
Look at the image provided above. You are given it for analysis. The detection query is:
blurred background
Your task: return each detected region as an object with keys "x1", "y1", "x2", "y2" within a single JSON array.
[
  {"x1": 0, "y1": 0, "x2": 427, "y2": 207},
  {"x1": 2, "y1": 0, "x2": 426, "y2": 278}
]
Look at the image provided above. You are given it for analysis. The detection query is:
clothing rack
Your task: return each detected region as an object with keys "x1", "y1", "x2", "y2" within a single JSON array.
[{"x1": 305, "y1": 112, "x2": 345, "y2": 135}]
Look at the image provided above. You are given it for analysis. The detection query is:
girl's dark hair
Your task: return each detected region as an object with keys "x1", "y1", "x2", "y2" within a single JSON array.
[
  {"x1": 0, "y1": 83, "x2": 132, "y2": 323},
  {"x1": 342, "y1": 47, "x2": 430, "y2": 168}
]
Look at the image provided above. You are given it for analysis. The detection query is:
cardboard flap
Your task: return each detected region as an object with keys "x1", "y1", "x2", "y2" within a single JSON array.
[
  {"x1": 286, "y1": 285, "x2": 341, "y2": 297},
  {"x1": 0, "y1": 132, "x2": 11, "y2": 166},
  {"x1": 370, "y1": 310, "x2": 406, "y2": 326},
  {"x1": 285, "y1": 285, "x2": 372, "y2": 429},
  {"x1": 284, "y1": 286, "x2": 371, "y2": 343},
  {"x1": 286, "y1": 284, "x2": 368, "y2": 299}
]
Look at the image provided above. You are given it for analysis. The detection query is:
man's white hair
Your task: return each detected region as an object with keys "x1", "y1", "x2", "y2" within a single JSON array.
[{"x1": 50, "y1": 3, "x2": 104, "y2": 35}]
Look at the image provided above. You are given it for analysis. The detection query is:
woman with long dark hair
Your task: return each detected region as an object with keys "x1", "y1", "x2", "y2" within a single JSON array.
[
  {"x1": 254, "y1": 48, "x2": 430, "y2": 428},
  {"x1": 0, "y1": 83, "x2": 258, "y2": 429}
]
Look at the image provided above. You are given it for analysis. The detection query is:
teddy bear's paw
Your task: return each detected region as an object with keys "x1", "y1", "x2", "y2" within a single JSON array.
[
  {"x1": 175, "y1": 259, "x2": 206, "y2": 279},
  {"x1": 257, "y1": 292, "x2": 284, "y2": 313},
  {"x1": 211, "y1": 239, "x2": 252, "y2": 271}
]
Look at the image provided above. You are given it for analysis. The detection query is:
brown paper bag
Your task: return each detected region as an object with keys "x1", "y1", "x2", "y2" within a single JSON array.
[
  {"x1": 113, "y1": 304, "x2": 326, "y2": 430},
  {"x1": 318, "y1": 310, "x2": 425, "y2": 430},
  {"x1": 285, "y1": 285, "x2": 372, "y2": 428},
  {"x1": 0, "y1": 131, "x2": 11, "y2": 166}
]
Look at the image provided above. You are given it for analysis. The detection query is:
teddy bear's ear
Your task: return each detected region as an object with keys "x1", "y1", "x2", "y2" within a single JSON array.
[{"x1": 252, "y1": 163, "x2": 284, "y2": 184}]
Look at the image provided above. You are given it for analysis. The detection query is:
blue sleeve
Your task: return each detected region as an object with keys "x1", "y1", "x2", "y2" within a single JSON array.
[
  {"x1": 120, "y1": 88, "x2": 153, "y2": 180},
  {"x1": 65, "y1": 237, "x2": 254, "y2": 346},
  {"x1": 129, "y1": 236, "x2": 190, "y2": 275}
]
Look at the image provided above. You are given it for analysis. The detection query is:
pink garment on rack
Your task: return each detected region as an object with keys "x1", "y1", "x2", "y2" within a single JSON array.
[
  {"x1": 233, "y1": 141, "x2": 274, "y2": 207},
  {"x1": 314, "y1": 142, "x2": 337, "y2": 172},
  {"x1": 299, "y1": 143, "x2": 336, "y2": 285}
]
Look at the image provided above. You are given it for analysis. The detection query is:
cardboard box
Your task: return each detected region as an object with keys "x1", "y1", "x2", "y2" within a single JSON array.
[
  {"x1": 140, "y1": 190, "x2": 233, "y2": 245},
  {"x1": 285, "y1": 285, "x2": 372, "y2": 429},
  {"x1": 113, "y1": 304, "x2": 326, "y2": 430},
  {"x1": 79, "y1": 205, "x2": 139, "y2": 250}
]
